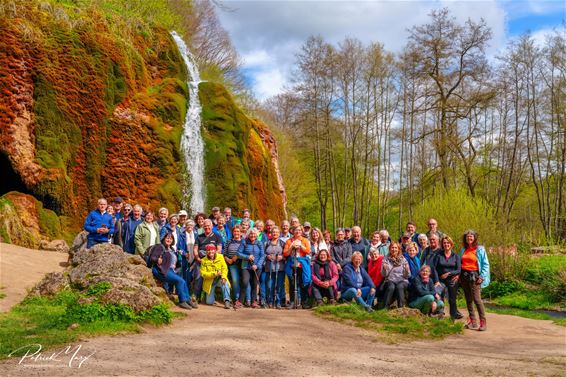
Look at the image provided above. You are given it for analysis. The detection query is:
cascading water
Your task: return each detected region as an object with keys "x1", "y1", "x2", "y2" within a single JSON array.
[{"x1": 171, "y1": 31, "x2": 205, "y2": 214}]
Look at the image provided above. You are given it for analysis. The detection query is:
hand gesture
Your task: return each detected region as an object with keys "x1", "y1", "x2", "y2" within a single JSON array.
[
  {"x1": 356, "y1": 289, "x2": 362, "y2": 298},
  {"x1": 277, "y1": 255, "x2": 283, "y2": 261},
  {"x1": 248, "y1": 255, "x2": 254, "y2": 261}
]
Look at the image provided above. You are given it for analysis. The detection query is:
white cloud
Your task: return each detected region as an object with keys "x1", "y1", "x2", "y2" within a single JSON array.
[{"x1": 216, "y1": 0, "x2": 555, "y2": 99}]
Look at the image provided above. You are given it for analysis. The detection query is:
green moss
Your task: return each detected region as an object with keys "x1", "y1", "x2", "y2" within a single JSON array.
[{"x1": 38, "y1": 204, "x2": 62, "y2": 239}]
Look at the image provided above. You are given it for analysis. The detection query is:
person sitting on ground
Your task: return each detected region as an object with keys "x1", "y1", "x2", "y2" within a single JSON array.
[
  {"x1": 403, "y1": 242, "x2": 421, "y2": 283},
  {"x1": 377, "y1": 230, "x2": 391, "y2": 256},
  {"x1": 264, "y1": 226, "x2": 285, "y2": 309},
  {"x1": 200, "y1": 244, "x2": 232, "y2": 309},
  {"x1": 350, "y1": 226, "x2": 370, "y2": 268},
  {"x1": 331, "y1": 228, "x2": 353, "y2": 275},
  {"x1": 83, "y1": 198, "x2": 115, "y2": 249},
  {"x1": 381, "y1": 242, "x2": 410, "y2": 309},
  {"x1": 309, "y1": 227, "x2": 327, "y2": 260},
  {"x1": 224, "y1": 225, "x2": 244, "y2": 307},
  {"x1": 283, "y1": 225, "x2": 312, "y2": 309},
  {"x1": 134, "y1": 210, "x2": 160, "y2": 256},
  {"x1": 237, "y1": 228, "x2": 265, "y2": 308},
  {"x1": 311, "y1": 248, "x2": 339, "y2": 306},
  {"x1": 149, "y1": 231, "x2": 195, "y2": 310},
  {"x1": 409, "y1": 265, "x2": 445, "y2": 317},
  {"x1": 459, "y1": 230, "x2": 490, "y2": 331},
  {"x1": 340, "y1": 251, "x2": 376, "y2": 312},
  {"x1": 433, "y1": 235, "x2": 462, "y2": 320}
]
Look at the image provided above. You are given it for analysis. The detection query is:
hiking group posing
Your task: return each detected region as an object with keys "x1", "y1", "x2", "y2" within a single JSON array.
[{"x1": 84, "y1": 198, "x2": 490, "y2": 331}]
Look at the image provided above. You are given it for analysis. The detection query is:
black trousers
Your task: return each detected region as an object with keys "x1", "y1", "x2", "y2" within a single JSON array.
[
  {"x1": 312, "y1": 284, "x2": 334, "y2": 302},
  {"x1": 383, "y1": 281, "x2": 409, "y2": 308}
]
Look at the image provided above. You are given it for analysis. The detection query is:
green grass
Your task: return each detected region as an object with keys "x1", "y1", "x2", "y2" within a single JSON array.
[
  {"x1": 482, "y1": 305, "x2": 566, "y2": 327},
  {"x1": 0, "y1": 289, "x2": 174, "y2": 359},
  {"x1": 314, "y1": 304, "x2": 463, "y2": 342}
]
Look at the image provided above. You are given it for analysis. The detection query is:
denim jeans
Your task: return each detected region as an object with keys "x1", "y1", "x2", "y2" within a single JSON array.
[
  {"x1": 266, "y1": 270, "x2": 285, "y2": 305},
  {"x1": 341, "y1": 287, "x2": 375, "y2": 308},
  {"x1": 205, "y1": 277, "x2": 231, "y2": 305},
  {"x1": 409, "y1": 294, "x2": 445, "y2": 314},
  {"x1": 152, "y1": 266, "x2": 190, "y2": 303},
  {"x1": 242, "y1": 268, "x2": 260, "y2": 303},
  {"x1": 228, "y1": 264, "x2": 241, "y2": 301}
]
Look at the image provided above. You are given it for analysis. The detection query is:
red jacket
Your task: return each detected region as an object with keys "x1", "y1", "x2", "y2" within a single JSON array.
[{"x1": 367, "y1": 255, "x2": 384, "y2": 287}]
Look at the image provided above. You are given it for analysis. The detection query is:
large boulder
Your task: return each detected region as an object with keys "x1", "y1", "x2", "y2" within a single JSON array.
[
  {"x1": 39, "y1": 239, "x2": 70, "y2": 253},
  {"x1": 31, "y1": 241, "x2": 169, "y2": 312}
]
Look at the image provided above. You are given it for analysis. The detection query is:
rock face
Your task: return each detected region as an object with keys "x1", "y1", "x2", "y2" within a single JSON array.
[
  {"x1": 0, "y1": 1, "x2": 287, "y2": 245},
  {"x1": 31, "y1": 241, "x2": 168, "y2": 312},
  {"x1": 200, "y1": 82, "x2": 287, "y2": 222}
]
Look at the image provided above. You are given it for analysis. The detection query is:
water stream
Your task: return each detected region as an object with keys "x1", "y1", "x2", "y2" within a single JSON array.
[{"x1": 171, "y1": 31, "x2": 205, "y2": 213}]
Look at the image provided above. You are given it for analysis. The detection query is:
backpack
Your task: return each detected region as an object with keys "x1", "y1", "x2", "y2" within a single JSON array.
[{"x1": 143, "y1": 244, "x2": 163, "y2": 268}]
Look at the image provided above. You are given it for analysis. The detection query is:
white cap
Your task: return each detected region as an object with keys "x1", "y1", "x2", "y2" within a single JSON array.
[{"x1": 178, "y1": 210, "x2": 188, "y2": 216}]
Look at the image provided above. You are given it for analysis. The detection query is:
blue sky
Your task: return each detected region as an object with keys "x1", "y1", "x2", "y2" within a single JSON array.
[{"x1": 217, "y1": 0, "x2": 565, "y2": 99}]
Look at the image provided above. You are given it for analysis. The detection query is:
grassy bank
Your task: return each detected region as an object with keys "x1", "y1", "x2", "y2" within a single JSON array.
[
  {"x1": 0, "y1": 288, "x2": 175, "y2": 359},
  {"x1": 314, "y1": 304, "x2": 463, "y2": 343}
]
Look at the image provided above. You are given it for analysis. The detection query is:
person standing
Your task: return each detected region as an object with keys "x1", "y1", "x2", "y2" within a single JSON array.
[
  {"x1": 83, "y1": 198, "x2": 114, "y2": 248},
  {"x1": 264, "y1": 226, "x2": 285, "y2": 308},
  {"x1": 237, "y1": 228, "x2": 265, "y2": 308},
  {"x1": 459, "y1": 230, "x2": 490, "y2": 331},
  {"x1": 283, "y1": 225, "x2": 312, "y2": 309},
  {"x1": 112, "y1": 197, "x2": 124, "y2": 220},
  {"x1": 122, "y1": 204, "x2": 143, "y2": 254},
  {"x1": 349, "y1": 226, "x2": 370, "y2": 268},
  {"x1": 426, "y1": 218, "x2": 444, "y2": 241},
  {"x1": 433, "y1": 236, "x2": 462, "y2": 320},
  {"x1": 224, "y1": 225, "x2": 244, "y2": 307},
  {"x1": 134, "y1": 210, "x2": 159, "y2": 256}
]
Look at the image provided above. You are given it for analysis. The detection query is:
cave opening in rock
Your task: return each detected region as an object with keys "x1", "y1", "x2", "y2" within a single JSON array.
[{"x1": 0, "y1": 152, "x2": 30, "y2": 196}]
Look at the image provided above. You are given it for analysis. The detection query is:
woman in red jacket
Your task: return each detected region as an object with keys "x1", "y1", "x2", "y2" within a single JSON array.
[{"x1": 311, "y1": 248, "x2": 339, "y2": 305}]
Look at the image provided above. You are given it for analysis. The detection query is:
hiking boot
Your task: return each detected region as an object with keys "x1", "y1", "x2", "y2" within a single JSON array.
[
  {"x1": 316, "y1": 300, "x2": 323, "y2": 306},
  {"x1": 234, "y1": 300, "x2": 243, "y2": 308},
  {"x1": 329, "y1": 299, "x2": 336, "y2": 305},
  {"x1": 251, "y1": 301, "x2": 260, "y2": 309},
  {"x1": 454, "y1": 311, "x2": 464, "y2": 320},
  {"x1": 189, "y1": 299, "x2": 199, "y2": 309},
  {"x1": 465, "y1": 319, "x2": 479, "y2": 330},
  {"x1": 276, "y1": 303, "x2": 282, "y2": 310},
  {"x1": 224, "y1": 300, "x2": 231, "y2": 310},
  {"x1": 179, "y1": 302, "x2": 192, "y2": 310},
  {"x1": 365, "y1": 306, "x2": 374, "y2": 313},
  {"x1": 302, "y1": 302, "x2": 312, "y2": 309},
  {"x1": 478, "y1": 319, "x2": 487, "y2": 331}
]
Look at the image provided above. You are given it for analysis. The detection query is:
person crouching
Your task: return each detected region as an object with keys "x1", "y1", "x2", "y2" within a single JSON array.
[{"x1": 200, "y1": 244, "x2": 232, "y2": 309}]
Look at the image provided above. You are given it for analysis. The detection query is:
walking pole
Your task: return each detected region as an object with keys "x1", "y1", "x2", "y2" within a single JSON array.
[
  {"x1": 293, "y1": 245, "x2": 299, "y2": 309},
  {"x1": 273, "y1": 254, "x2": 279, "y2": 308},
  {"x1": 270, "y1": 247, "x2": 275, "y2": 307}
]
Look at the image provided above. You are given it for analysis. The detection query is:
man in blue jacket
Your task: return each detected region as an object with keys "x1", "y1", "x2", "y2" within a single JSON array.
[{"x1": 83, "y1": 198, "x2": 114, "y2": 248}]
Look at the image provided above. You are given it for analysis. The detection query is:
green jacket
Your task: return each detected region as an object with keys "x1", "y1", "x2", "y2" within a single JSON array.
[{"x1": 134, "y1": 221, "x2": 160, "y2": 256}]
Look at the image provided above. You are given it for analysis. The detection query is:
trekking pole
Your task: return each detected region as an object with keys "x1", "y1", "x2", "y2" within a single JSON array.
[
  {"x1": 273, "y1": 256, "x2": 279, "y2": 308},
  {"x1": 294, "y1": 245, "x2": 299, "y2": 309},
  {"x1": 270, "y1": 251, "x2": 275, "y2": 307}
]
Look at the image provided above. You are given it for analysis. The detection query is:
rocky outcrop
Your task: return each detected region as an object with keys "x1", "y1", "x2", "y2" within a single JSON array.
[
  {"x1": 199, "y1": 82, "x2": 287, "y2": 222},
  {"x1": 31, "y1": 242, "x2": 168, "y2": 312}
]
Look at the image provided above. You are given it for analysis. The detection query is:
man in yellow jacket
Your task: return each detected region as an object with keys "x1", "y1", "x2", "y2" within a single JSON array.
[{"x1": 200, "y1": 244, "x2": 232, "y2": 309}]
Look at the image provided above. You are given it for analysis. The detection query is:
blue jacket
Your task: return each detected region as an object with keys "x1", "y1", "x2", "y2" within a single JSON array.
[
  {"x1": 284, "y1": 256, "x2": 312, "y2": 286},
  {"x1": 459, "y1": 246, "x2": 490, "y2": 288},
  {"x1": 403, "y1": 252, "x2": 421, "y2": 283},
  {"x1": 84, "y1": 209, "x2": 115, "y2": 244},
  {"x1": 121, "y1": 217, "x2": 143, "y2": 254},
  {"x1": 237, "y1": 239, "x2": 265, "y2": 270},
  {"x1": 340, "y1": 263, "x2": 375, "y2": 293},
  {"x1": 213, "y1": 224, "x2": 232, "y2": 246},
  {"x1": 160, "y1": 224, "x2": 187, "y2": 254}
]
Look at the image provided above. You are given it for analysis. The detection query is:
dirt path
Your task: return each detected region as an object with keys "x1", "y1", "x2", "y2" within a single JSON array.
[
  {"x1": 0, "y1": 244, "x2": 564, "y2": 376},
  {"x1": 0, "y1": 243, "x2": 67, "y2": 312}
]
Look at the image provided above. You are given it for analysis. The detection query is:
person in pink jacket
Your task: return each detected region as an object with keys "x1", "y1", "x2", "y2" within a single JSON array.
[{"x1": 311, "y1": 248, "x2": 339, "y2": 305}]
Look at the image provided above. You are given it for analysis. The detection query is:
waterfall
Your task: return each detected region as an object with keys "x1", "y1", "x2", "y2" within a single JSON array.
[{"x1": 170, "y1": 31, "x2": 205, "y2": 214}]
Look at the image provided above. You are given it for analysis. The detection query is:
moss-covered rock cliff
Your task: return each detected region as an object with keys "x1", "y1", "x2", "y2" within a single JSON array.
[{"x1": 0, "y1": 1, "x2": 286, "y2": 245}]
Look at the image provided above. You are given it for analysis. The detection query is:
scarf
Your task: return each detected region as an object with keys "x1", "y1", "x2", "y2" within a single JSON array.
[
  {"x1": 388, "y1": 253, "x2": 403, "y2": 267},
  {"x1": 313, "y1": 259, "x2": 330, "y2": 281}
]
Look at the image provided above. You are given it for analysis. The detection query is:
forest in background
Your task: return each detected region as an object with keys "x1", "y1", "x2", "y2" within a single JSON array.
[{"x1": 252, "y1": 9, "x2": 565, "y2": 248}]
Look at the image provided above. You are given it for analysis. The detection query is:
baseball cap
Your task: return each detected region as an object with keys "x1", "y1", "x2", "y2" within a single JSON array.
[
  {"x1": 178, "y1": 210, "x2": 188, "y2": 216},
  {"x1": 303, "y1": 221, "x2": 311, "y2": 228},
  {"x1": 113, "y1": 197, "x2": 123, "y2": 203}
]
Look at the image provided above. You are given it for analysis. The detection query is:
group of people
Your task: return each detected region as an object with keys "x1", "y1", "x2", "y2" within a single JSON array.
[{"x1": 83, "y1": 197, "x2": 491, "y2": 331}]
